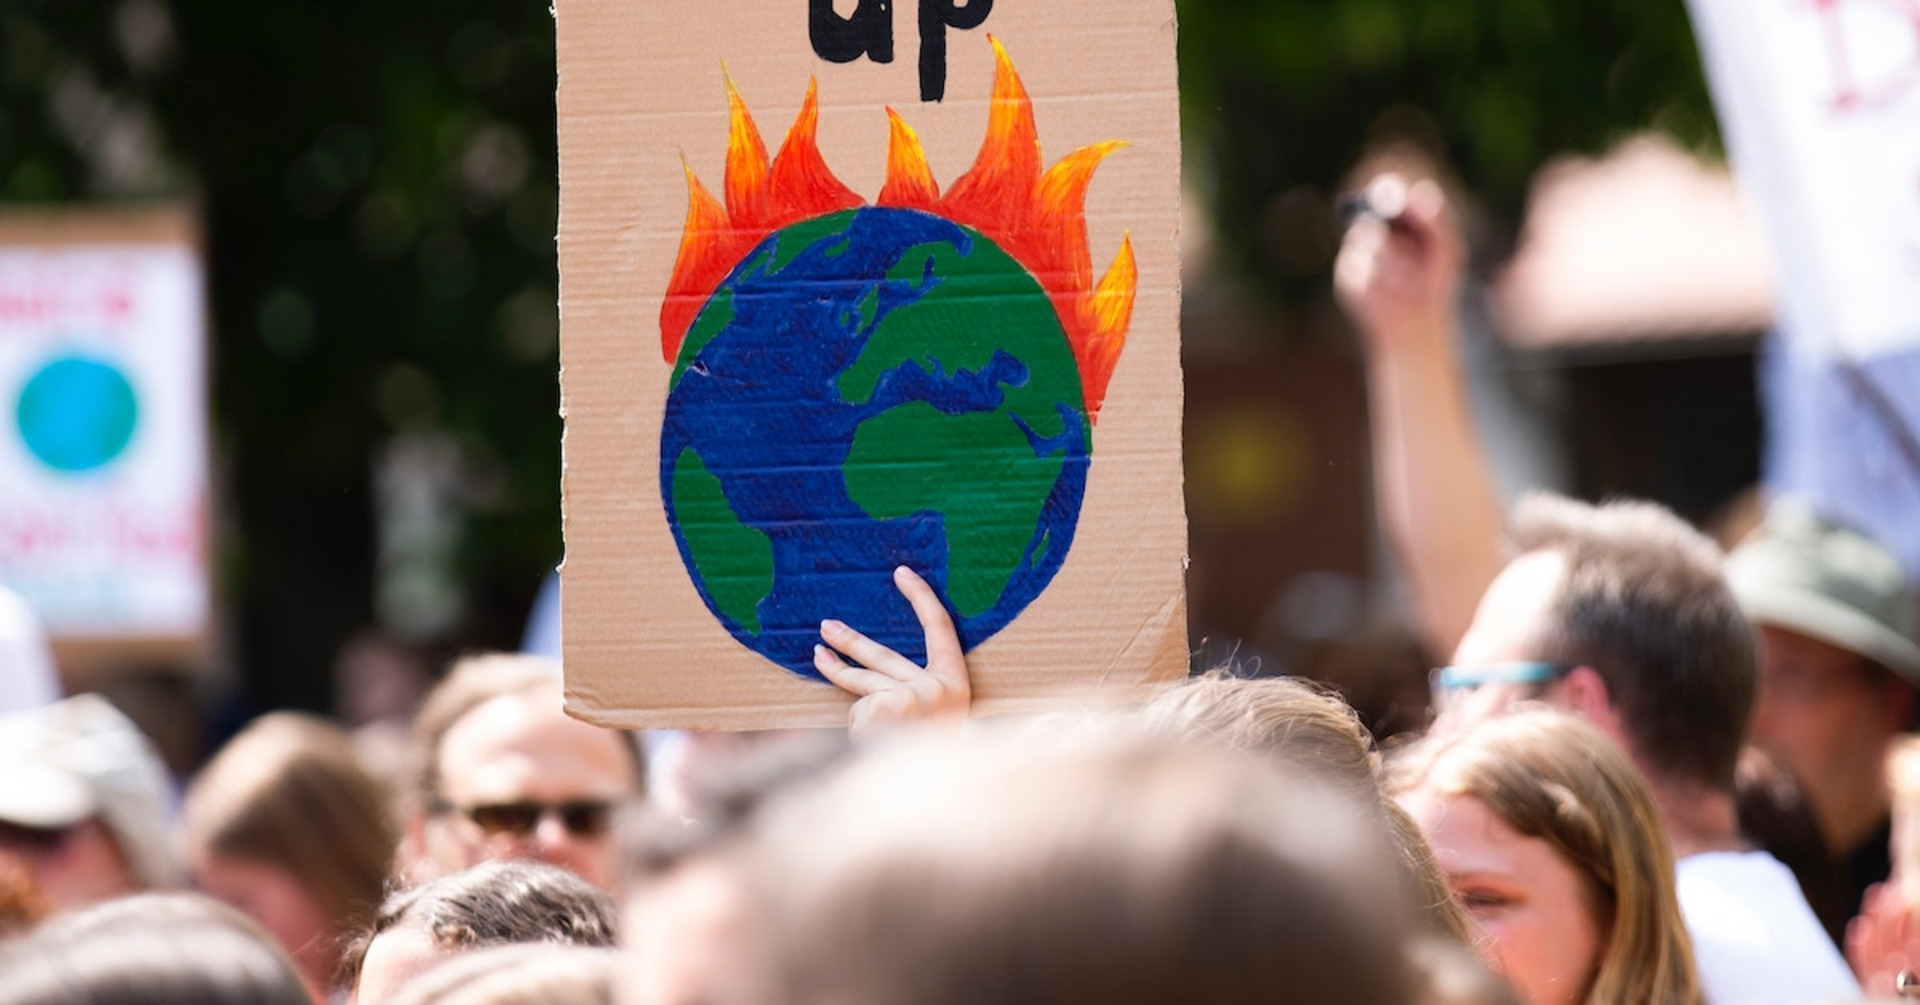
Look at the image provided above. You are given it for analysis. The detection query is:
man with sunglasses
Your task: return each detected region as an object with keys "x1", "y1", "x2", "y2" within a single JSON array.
[{"x1": 400, "y1": 654, "x2": 643, "y2": 895}]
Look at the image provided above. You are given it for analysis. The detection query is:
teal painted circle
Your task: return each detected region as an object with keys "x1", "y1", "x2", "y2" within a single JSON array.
[{"x1": 15, "y1": 356, "x2": 139, "y2": 473}]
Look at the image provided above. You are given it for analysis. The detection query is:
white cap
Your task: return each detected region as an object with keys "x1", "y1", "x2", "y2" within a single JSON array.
[{"x1": 0, "y1": 694, "x2": 177, "y2": 889}]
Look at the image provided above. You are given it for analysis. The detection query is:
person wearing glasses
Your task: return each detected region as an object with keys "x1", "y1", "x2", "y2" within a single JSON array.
[
  {"x1": 397, "y1": 653, "x2": 643, "y2": 895},
  {"x1": 1338, "y1": 171, "x2": 1861, "y2": 1003}
]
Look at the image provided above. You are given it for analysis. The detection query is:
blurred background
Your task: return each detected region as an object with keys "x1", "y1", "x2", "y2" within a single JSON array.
[{"x1": 0, "y1": 0, "x2": 1764, "y2": 760}]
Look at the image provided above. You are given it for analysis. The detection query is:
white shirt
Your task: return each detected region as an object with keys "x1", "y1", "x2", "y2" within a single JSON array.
[{"x1": 1677, "y1": 850, "x2": 1861, "y2": 1004}]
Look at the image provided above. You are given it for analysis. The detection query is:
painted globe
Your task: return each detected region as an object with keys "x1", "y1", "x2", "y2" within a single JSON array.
[{"x1": 660, "y1": 206, "x2": 1090, "y2": 679}]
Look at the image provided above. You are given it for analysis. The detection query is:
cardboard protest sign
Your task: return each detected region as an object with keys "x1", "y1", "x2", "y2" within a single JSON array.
[
  {"x1": 556, "y1": 0, "x2": 1186, "y2": 728},
  {"x1": 0, "y1": 208, "x2": 210, "y2": 671},
  {"x1": 1686, "y1": 0, "x2": 1920, "y2": 573}
]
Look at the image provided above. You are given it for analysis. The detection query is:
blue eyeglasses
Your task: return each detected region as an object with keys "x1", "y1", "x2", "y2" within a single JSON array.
[{"x1": 1431, "y1": 661, "x2": 1572, "y2": 692}]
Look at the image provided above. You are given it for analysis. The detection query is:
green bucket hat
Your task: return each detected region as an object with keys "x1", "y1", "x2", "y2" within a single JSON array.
[{"x1": 1726, "y1": 499, "x2": 1920, "y2": 682}]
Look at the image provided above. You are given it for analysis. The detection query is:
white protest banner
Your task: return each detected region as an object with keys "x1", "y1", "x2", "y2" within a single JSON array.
[
  {"x1": 1687, "y1": 0, "x2": 1920, "y2": 357},
  {"x1": 1687, "y1": 0, "x2": 1920, "y2": 572},
  {"x1": 0, "y1": 209, "x2": 210, "y2": 665}
]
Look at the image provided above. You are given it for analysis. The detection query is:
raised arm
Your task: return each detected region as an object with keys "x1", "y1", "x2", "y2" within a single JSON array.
[{"x1": 1334, "y1": 174, "x2": 1506, "y2": 658}]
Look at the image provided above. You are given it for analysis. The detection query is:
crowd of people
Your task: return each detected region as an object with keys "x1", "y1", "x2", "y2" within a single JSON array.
[{"x1": 2, "y1": 175, "x2": 1919, "y2": 1004}]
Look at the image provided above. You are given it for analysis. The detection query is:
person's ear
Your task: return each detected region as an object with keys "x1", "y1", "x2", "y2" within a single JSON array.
[{"x1": 1558, "y1": 665, "x2": 1621, "y2": 734}]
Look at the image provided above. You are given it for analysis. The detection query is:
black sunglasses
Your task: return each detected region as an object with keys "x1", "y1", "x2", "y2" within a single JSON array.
[{"x1": 436, "y1": 799, "x2": 617, "y2": 839}]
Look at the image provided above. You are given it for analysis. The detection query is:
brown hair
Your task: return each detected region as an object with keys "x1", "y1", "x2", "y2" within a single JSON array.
[
  {"x1": 1388, "y1": 710, "x2": 1703, "y2": 1005},
  {"x1": 747, "y1": 729, "x2": 1418, "y2": 1005},
  {"x1": 1508, "y1": 494, "x2": 1756, "y2": 791},
  {"x1": 339, "y1": 860, "x2": 619, "y2": 987},
  {"x1": 182, "y1": 712, "x2": 395, "y2": 935},
  {"x1": 0, "y1": 892, "x2": 310, "y2": 1005}
]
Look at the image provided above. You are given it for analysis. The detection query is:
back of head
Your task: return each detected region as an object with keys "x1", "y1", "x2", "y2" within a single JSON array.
[
  {"x1": 182, "y1": 711, "x2": 395, "y2": 930},
  {"x1": 1135, "y1": 670, "x2": 1378, "y2": 797},
  {"x1": 344, "y1": 860, "x2": 618, "y2": 981},
  {"x1": 0, "y1": 693, "x2": 176, "y2": 893},
  {"x1": 1407, "y1": 937, "x2": 1522, "y2": 1005},
  {"x1": 1510, "y1": 493, "x2": 1755, "y2": 791},
  {"x1": 1388, "y1": 709, "x2": 1702, "y2": 1005},
  {"x1": 384, "y1": 944, "x2": 629, "y2": 1005},
  {"x1": 744, "y1": 728, "x2": 1417, "y2": 1005},
  {"x1": 0, "y1": 892, "x2": 310, "y2": 1005},
  {"x1": 1136, "y1": 671, "x2": 1477, "y2": 945}
]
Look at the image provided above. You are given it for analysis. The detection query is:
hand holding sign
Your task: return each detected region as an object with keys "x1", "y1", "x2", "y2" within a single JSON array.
[{"x1": 816, "y1": 565, "x2": 972, "y2": 734}]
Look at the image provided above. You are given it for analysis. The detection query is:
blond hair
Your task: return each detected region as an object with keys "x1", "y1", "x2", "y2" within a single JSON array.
[
  {"x1": 1388, "y1": 710, "x2": 1703, "y2": 1005},
  {"x1": 1137, "y1": 672, "x2": 1477, "y2": 946},
  {"x1": 1137, "y1": 671, "x2": 1378, "y2": 794}
]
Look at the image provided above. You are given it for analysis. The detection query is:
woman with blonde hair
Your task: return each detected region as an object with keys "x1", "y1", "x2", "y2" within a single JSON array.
[
  {"x1": 1387, "y1": 709, "x2": 1702, "y2": 1005},
  {"x1": 181, "y1": 711, "x2": 396, "y2": 998}
]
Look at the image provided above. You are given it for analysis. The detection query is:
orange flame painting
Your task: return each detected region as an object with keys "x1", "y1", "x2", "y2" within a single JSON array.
[{"x1": 660, "y1": 36, "x2": 1136, "y2": 418}]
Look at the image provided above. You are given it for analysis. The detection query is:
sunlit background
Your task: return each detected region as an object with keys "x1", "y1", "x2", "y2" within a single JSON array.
[{"x1": 1, "y1": 1, "x2": 1778, "y2": 759}]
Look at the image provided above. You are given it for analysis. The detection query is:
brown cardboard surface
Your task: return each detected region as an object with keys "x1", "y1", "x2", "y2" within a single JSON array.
[
  {"x1": 0, "y1": 206, "x2": 200, "y2": 249},
  {"x1": 556, "y1": 0, "x2": 1186, "y2": 729}
]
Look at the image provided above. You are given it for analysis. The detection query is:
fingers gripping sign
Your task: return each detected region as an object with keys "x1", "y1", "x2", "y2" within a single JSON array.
[{"x1": 816, "y1": 566, "x2": 973, "y2": 734}]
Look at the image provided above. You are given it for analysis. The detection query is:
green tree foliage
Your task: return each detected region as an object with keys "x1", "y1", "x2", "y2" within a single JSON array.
[{"x1": 3, "y1": 1, "x2": 560, "y2": 708}]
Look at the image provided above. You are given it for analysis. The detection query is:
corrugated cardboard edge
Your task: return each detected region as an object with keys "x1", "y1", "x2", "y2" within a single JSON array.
[{"x1": 0, "y1": 205, "x2": 201, "y2": 250}]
